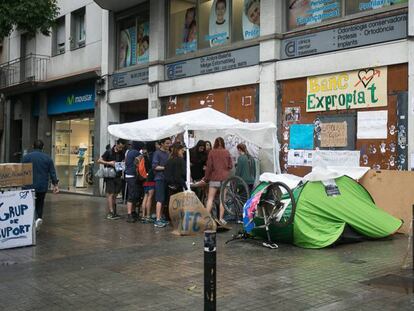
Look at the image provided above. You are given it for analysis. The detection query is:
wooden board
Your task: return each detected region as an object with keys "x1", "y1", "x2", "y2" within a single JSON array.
[
  {"x1": 359, "y1": 169, "x2": 414, "y2": 234},
  {"x1": 0, "y1": 163, "x2": 33, "y2": 188}
]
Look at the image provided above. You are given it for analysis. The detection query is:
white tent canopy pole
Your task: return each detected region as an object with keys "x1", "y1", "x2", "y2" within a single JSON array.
[{"x1": 107, "y1": 108, "x2": 281, "y2": 174}]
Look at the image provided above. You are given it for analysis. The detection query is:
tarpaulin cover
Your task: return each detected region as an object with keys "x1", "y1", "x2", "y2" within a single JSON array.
[{"x1": 248, "y1": 176, "x2": 402, "y2": 249}]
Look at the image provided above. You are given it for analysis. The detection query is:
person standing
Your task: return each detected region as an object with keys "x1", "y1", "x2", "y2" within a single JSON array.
[
  {"x1": 22, "y1": 139, "x2": 59, "y2": 231},
  {"x1": 152, "y1": 137, "x2": 172, "y2": 228},
  {"x1": 165, "y1": 142, "x2": 187, "y2": 197},
  {"x1": 235, "y1": 143, "x2": 256, "y2": 193},
  {"x1": 203, "y1": 137, "x2": 233, "y2": 224},
  {"x1": 124, "y1": 141, "x2": 144, "y2": 223},
  {"x1": 140, "y1": 142, "x2": 156, "y2": 223},
  {"x1": 98, "y1": 139, "x2": 127, "y2": 220}
]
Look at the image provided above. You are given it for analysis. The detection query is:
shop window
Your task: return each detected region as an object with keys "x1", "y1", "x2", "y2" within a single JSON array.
[
  {"x1": 345, "y1": 0, "x2": 407, "y2": 15},
  {"x1": 168, "y1": 0, "x2": 259, "y2": 57},
  {"x1": 117, "y1": 3, "x2": 149, "y2": 69},
  {"x1": 52, "y1": 16, "x2": 66, "y2": 56},
  {"x1": 232, "y1": 0, "x2": 260, "y2": 42},
  {"x1": 288, "y1": 0, "x2": 341, "y2": 30},
  {"x1": 169, "y1": 0, "x2": 197, "y2": 57},
  {"x1": 71, "y1": 7, "x2": 86, "y2": 49}
]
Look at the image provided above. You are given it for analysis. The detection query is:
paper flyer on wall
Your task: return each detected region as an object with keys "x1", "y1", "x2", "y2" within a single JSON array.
[
  {"x1": 312, "y1": 150, "x2": 360, "y2": 168},
  {"x1": 287, "y1": 149, "x2": 314, "y2": 167},
  {"x1": 357, "y1": 110, "x2": 388, "y2": 139}
]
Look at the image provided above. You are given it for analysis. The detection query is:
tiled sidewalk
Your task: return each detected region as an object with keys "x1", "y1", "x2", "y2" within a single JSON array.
[{"x1": 0, "y1": 193, "x2": 412, "y2": 310}]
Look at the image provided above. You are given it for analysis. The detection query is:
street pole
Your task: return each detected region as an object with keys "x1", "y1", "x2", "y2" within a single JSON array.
[{"x1": 204, "y1": 230, "x2": 216, "y2": 311}]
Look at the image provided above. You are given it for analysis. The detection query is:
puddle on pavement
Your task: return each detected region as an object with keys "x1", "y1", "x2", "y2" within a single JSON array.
[{"x1": 361, "y1": 273, "x2": 414, "y2": 294}]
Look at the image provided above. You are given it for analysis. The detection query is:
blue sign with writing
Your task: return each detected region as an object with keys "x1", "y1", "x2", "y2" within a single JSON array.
[{"x1": 48, "y1": 82, "x2": 95, "y2": 115}]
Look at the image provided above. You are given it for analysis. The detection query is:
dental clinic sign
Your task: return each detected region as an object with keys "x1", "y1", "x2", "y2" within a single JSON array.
[
  {"x1": 0, "y1": 190, "x2": 35, "y2": 250},
  {"x1": 306, "y1": 67, "x2": 387, "y2": 112}
]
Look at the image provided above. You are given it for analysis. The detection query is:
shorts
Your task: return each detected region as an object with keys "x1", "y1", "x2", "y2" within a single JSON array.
[
  {"x1": 155, "y1": 180, "x2": 166, "y2": 203},
  {"x1": 105, "y1": 177, "x2": 122, "y2": 195},
  {"x1": 209, "y1": 181, "x2": 223, "y2": 188},
  {"x1": 144, "y1": 185, "x2": 155, "y2": 193},
  {"x1": 126, "y1": 177, "x2": 140, "y2": 204}
]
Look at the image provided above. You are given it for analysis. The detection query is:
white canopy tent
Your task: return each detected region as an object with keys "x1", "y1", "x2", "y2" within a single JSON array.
[{"x1": 108, "y1": 108, "x2": 280, "y2": 189}]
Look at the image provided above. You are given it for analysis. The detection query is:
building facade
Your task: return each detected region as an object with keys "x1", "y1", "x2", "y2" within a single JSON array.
[
  {"x1": 0, "y1": 0, "x2": 103, "y2": 194},
  {"x1": 1, "y1": 0, "x2": 414, "y2": 194}
]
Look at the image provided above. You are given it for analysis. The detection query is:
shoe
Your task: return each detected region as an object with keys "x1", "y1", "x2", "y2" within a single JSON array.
[
  {"x1": 106, "y1": 213, "x2": 121, "y2": 220},
  {"x1": 160, "y1": 217, "x2": 169, "y2": 225},
  {"x1": 35, "y1": 218, "x2": 43, "y2": 232},
  {"x1": 219, "y1": 219, "x2": 227, "y2": 225},
  {"x1": 146, "y1": 217, "x2": 154, "y2": 223},
  {"x1": 126, "y1": 214, "x2": 137, "y2": 223},
  {"x1": 154, "y1": 220, "x2": 167, "y2": 228}
]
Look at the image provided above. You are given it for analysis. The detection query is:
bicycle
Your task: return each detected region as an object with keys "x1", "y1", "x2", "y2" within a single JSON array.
[{"x1": 224, "y1": 181, "x2": 296, "y2": 249}]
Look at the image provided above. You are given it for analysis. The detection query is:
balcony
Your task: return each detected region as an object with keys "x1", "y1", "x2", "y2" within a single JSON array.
[{"x1": 0, "y1": 54, "x2": 49, "y2": 92}]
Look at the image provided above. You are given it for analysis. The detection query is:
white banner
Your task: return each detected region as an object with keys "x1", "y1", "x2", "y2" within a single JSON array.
[
  {"x1": 357, "y1": 110, "x2": 388, "y2": 139},
  {"x1": 312, "y1": 150, "x2": 360, "y2": 168},
  {"x1": 0, "y1": 190, "x2": 35, "y2": 250}
]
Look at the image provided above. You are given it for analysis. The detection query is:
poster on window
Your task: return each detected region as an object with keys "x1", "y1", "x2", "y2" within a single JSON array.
[
  {"x1": 137, "y1": 21, "x2": 150, "y2": 64},
  {"x1": 180, "y1": 7, "x2": 197, "y2": 55},
  {"x1": 242, "y1": 0, "x2": 260, "y2": 40},
  {"x1": 119, "y1": 27, "x2": 137, "y2": 68},
  {"x1": 208, "y1": 0, "x2": 230, "y2": 47},
  {"x1": 288, "y1": 0, "x2": 341, "y2": 29},
  {"x1": 346, "y1": 0, "x2": 407, "y2": 15}
]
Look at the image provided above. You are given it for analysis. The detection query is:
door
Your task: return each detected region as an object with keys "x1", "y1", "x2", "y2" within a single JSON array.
[{"x1": 54, "y1": 120, "x2": 71, "y2": 190}]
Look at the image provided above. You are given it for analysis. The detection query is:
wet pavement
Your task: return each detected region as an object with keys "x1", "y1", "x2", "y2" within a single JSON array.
[{"x1": 0, "y1": 193, "x2": 413, "y2": 310}]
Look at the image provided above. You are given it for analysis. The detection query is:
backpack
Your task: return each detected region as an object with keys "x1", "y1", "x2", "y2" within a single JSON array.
[{"x1": 136, "y1": 155, "x2": 148, "y2": 180}]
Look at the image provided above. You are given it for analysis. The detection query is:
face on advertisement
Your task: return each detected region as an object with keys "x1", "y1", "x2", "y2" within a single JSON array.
[
  {"x1": 215, "y1": 0, "x2": 227, "y2": 24},
  {"x1": 246, "y1": 0, "x2": 260, "y2": 26},
  {"x1": 289, "y1": 0, "x2": 311, "y2": 29},
  {"x1": 185, "y1": 7, "x2": 195, "y2": 27}
]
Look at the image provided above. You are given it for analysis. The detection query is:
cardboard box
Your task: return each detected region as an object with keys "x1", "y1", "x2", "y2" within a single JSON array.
[
  {"x1": 360, "y1": 170, "x2": 414, "y2": 234},
  {"x1": 0, "y1": 163, "x2": 33, "y2": 188}
]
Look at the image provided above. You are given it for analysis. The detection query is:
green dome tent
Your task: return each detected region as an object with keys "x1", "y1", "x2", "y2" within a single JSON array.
[{"x1": 251, "y1": 175, "x2": 403, "y2": 249}]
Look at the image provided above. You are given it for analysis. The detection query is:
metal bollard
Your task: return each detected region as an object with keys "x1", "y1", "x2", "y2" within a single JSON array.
[{"x1": 204, "y1": 230, "x2": 216, "y2": 311}]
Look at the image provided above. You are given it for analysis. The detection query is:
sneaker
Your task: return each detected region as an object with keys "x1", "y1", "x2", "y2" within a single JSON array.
[
  {"x1": 160, "y1": 217, "x2": 170, "y2": 225},
  {"x1": 35, "y1": 218, "x2": 43, "y2": 232},
  {"x1": 106, "y1": 213, "x2": 121, "y2": 220},
  {"x1": 126, "y1": 214, "x2": 136, "y2": 223},
  {"x1": 219, "y1": 219, "x2": 227, "y2": 225},
  {"x1": 146, "y1": 217, "x2": 154, "y2": 223},
  {"x1": 154, "y1": 220, "x2": 167, "y2": 228}
]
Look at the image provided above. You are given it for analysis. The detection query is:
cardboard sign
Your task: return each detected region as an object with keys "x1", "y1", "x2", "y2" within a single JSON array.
[
  {"x1": 0, "y1": 190, "x2": 35, "y2": 249},
  {"x1": 306, "y1": 67, "x2": 388, "y2": 112},
  {"x1": 0, "y1": 163, "x2": 33, "y2": 188},
  {"x1": 169, "y1": 191, "x2": 217, "y2": 236},
  {"x1": 320, "y1": 122, "x2": 347, "y2": 147}
]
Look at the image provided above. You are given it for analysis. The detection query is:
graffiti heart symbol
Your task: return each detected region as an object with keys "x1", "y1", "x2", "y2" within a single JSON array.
[{"x1": 357, "y1": 68, "x2": 375, "y2": 88}]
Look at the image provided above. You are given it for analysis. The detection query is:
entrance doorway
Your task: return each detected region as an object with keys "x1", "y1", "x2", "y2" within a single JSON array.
[{"x1": 53, "y1": 117, "x2": 94, "y2": 194}]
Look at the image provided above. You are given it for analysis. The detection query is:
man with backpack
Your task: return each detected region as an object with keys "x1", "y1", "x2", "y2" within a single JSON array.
[
  {"x1": 98, "y1": 139, "x2": 127, "y2": 220},
  {"x1": 124, "y1": 141, "x2": 145, "y2": 223}
]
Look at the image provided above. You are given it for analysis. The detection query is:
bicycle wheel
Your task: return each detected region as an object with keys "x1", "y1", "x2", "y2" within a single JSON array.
[
  {"x1": 260, "y1": 181, "x2": 296, "y2": 228},
  {"x1": 220, "y1": 176, "x2": 250, "y2": 220}
]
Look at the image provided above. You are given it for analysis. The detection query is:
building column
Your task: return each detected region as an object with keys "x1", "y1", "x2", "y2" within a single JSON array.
[
  {"x1": 408, "y1": 0, "x2": 414, "y2": 170},
  {"x1": 147, "y1": 0, "x2": 166, "y2": 118},
  {"x1": 258, "y1": 0, "x2": 283, "y2": 124},
  {"x1": 37, "y1": 91, "x2": 52, "y2": 155}
]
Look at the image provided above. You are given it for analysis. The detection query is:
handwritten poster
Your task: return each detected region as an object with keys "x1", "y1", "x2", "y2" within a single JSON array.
[
  {"x1": 312, "y1": 150, "x2": 360, "y2": 168},
  {"x1": 320, "y1": 122, "x2": 347, "y2": 147},
  {"x1": 0, "y1": 190, "x2": 35, "y2": 250},
  {"x1": 306, "y1": 67, "x2": 388, "y2": 112},
  {"x1": 289, "y1": 124, "x2": 314, "y2": 149},
  {"x1": 357, "y1": 110, "x2": 388, "y2": 139}
]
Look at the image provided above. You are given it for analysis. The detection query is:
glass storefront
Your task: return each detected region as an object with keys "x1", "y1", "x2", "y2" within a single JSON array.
[{"x1": 54, "y1": 117, "x2": 94, "y2": 194}]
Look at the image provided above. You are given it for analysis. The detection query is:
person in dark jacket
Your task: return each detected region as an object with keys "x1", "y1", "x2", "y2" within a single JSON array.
[
  {"x1": 235, "y1": 143, "x2": 256, "y2": 193},
  {"x1": 22, "y1": 139, "x2": 59, "y2": 231},
  {"x1": 190, "y1": 140, "x2": 207, "y2": 181},
  {"x1": 140, "y1": 142, "x2": 156, "y2": 223},
  {"x1": 165, "y1": 142, "x2": 187, "y2": 191}
]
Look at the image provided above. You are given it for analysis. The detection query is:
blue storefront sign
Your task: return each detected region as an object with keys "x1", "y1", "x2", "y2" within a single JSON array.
[{"x1": 48, "y1": 83, "x2": 95, "y2": 115}]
